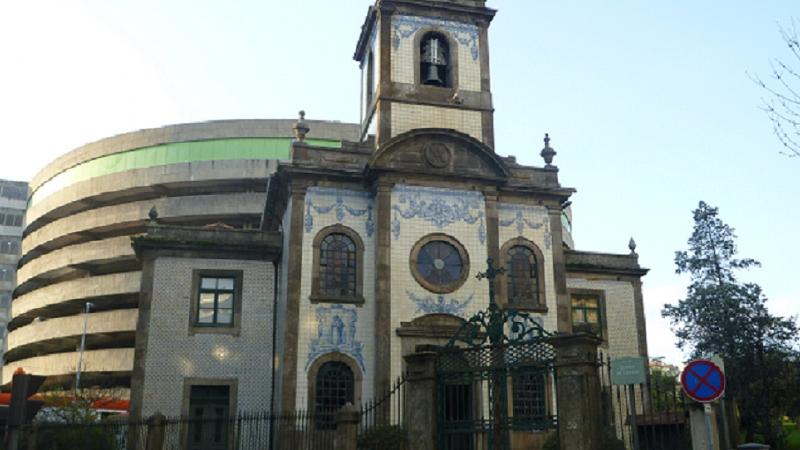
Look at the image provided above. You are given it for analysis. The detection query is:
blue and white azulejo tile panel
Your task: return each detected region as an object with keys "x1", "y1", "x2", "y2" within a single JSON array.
[
  {"x1": 406, "y1": 290, "x2": 474, "y2": 318},
  {"x1": 306, "y1": 304, "x2": 366, "y2": 372},
  {"x1": 391, "y1": 14, "x2": 480, "y2": 61},
  {"x1": 391, "y1": 185, "x2": 486, "y2": 243},
  {"x1": 304, "y1": 187, "x2": 375, "y2": 237},
  {"x1": 498, "y1": 203, "x2": 552, "y2": 249}
]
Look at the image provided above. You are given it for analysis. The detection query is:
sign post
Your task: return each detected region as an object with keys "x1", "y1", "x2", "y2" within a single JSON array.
[
  {"x1": 681, "y1": 360, "x2": 726, "y2": 450},
  {"x1": 612, "y1": 357, "x2": 646, "y2": 450}
]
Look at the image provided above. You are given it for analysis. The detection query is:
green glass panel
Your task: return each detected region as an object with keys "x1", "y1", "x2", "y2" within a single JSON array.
[{"x1": 30, "y1": 137, "x2": 342, "y2": 206}]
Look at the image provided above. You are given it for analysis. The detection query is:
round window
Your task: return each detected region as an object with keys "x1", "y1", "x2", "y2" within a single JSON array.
[{"x1": 410, "y1": 234, "x2": 469, "y2": 294}]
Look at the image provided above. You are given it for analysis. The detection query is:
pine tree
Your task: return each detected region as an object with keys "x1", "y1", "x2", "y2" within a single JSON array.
[{"x1": 662, "y1": 201, "x2": 799, "y2": 446}]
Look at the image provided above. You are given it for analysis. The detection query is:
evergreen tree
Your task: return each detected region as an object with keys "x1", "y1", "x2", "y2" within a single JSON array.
[{"x1": 662, "y1": 201, "x2": 799, "y2": 446}]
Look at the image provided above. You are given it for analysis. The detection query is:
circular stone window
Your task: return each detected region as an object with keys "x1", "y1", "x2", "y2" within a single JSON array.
[{"x1": 410, "y1": 234, "x2": 470, "y2": 294}]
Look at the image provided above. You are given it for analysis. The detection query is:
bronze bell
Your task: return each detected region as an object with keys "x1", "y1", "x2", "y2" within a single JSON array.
[{"x1": 424, "y1": 64, "x2": 444, "y2": 86}]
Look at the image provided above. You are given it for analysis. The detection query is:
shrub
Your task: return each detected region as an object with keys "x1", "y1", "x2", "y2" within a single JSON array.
[{"x1": 358, "y1": 425, "x2": 408, "y2": 450}]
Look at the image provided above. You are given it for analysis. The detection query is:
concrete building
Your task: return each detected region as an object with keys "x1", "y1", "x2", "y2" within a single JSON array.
[
  {"x1": 7, "y1": 0, "x2": 649, "y2": 439},
  {"x1": 6, "y1": 121, "x2": 359, "y2": 388},
  {"x1": 0, "y1": 179, "x2": 28, "y2": 356}
]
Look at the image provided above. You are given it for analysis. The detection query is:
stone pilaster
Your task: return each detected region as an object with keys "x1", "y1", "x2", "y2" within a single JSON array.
[
  {"x1": 549, "y1": 333, "x2": 604, "y2": 450},
  {"x1": 483, "y1": 188, "x2": 502, "y2": 305},
  {"x1": 374, "y1": 181, "x2": 393, "y2": 396},
  {"x1": 403, "y1": 351, "x2": 438, "y2": 450},
  {"x1": 279, "y1": 183, "x2": 308, "y2": 414},
  {"x1": 548, "y1": 208, "x2": 571, "y2": 332}
]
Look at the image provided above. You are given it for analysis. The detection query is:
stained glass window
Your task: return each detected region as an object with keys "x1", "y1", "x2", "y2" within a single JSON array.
[
  {"x1": 319, "y1": 233, "x2": 358, "y2": 298},
  {"x1": 506, "y1": 245, "x2": 539, "y2": 305},
  {"x1": 571, "y1": 294, "x2": 602, "y2": 337},
  {"x1": 315, "y1": 361, "x2": 354, "y2": 430},
  {"x1": 196, "y1": 276, "x2": 235, "y2": 327},
  {"x1": 415, "y1": 240, "x2": 465, "y2": 290}
]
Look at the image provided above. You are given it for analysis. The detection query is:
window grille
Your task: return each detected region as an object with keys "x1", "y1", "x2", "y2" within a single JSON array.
[{"x1": 315, "y1": 361, "x2": 354, "y2": 430}]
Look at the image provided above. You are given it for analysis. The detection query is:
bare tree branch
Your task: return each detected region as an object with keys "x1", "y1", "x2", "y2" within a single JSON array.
[{"x1": 756, "y1": 18, "x2": 800, "y2": 158}]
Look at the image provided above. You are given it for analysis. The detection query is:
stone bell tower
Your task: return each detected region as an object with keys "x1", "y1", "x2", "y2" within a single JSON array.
[{"x1": 354, "y1": 0, "x2": 497, "y2": 148}]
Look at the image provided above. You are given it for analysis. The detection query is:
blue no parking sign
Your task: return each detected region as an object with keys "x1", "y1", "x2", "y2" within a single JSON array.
[{"x1": 681, "y1": 359, "x2": 726, "y2": 403}]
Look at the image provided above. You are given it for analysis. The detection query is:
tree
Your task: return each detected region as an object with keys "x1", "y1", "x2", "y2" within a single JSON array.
[
  {"x1": 753, "y1": 19, "x2": 800, "y2": 158},
  {"x1": 662, "y1": 201, "x2": 800, "y2": 447}
]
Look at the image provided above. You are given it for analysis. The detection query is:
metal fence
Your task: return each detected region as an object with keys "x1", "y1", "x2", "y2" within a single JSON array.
[
  {"x1": 598, "y1": 352, "x2": 692, "y2": 450},
  {"x1": 9, "y1": 410, "x2": 333, "y2": 450},
  {"x1": 358, "y1": 376, "x2": 407, "y2": 450}
]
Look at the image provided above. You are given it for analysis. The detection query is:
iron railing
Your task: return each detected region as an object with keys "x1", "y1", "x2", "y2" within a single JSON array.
[
  {"x1": 358, "y1": 376, "x2": 407, "y2": 450},
  {"x1": 10, "y1": 410, "x2": 333, "y2": 450},
  {"x1": 598, "y1": 351, "x2": 692, "y2": 450}
]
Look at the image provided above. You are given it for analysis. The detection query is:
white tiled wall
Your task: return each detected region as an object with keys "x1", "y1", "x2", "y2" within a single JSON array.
[
  {"x1": 294, "y1": 187, "x2": 376, "y2": 410},
  {"x1": 566, "y1": 277, "x2": 641, "y2": 359},
  {"x1": 391, "y1": 103, "x2": 483, "y2": 141},
  {"x1": 389, "y1": 185, "x2": 490, "y2": 382},
  {"x1": 142, "y1": 257, "x2": 274, "y2": 417},
  {"x1": 497, "y1": 203, "x2": 558, "y2": 333},
  {"x1": 390, "y1": 15, "x2": 481, "y2": 91}
]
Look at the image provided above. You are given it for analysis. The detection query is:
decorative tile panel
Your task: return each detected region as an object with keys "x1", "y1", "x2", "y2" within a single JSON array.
[
  {"x1": 498, "y1": 204, "x2": 552, "y2": 250},
  {"x1": 392, "y1": 15, "x2": 480, "y2": 61},
  {"x1": 304, "y1": 187, "x2": 374, "y2": 237},
  {"x1": 391, "y1": 185, "x2": 485, "y2": 243},
  {"x1": 406, "y1": 290, "x2": 474, "y2": 317},
  {"x1": 306, "y1": 304, "x2": 366, "y2": 372}
]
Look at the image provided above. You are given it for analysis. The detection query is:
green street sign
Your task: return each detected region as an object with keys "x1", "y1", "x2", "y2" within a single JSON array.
[{"x1": 611, "y1": 357, "x2": 647, "y2": 385}]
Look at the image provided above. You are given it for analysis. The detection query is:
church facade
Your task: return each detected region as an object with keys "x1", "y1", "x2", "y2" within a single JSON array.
[{"x1": 126, "y1": 0, "x2": 649, "y2": 426}]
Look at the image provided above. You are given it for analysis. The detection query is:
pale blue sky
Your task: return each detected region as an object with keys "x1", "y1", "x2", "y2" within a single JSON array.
[{"x1": 1, "y1": 1, "x2": 797, "y2": 364}]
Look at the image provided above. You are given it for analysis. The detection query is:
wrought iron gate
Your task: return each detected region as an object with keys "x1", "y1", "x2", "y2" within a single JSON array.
[{"x1": 435, "y1": 304, "x2": 558, "y2": 450}]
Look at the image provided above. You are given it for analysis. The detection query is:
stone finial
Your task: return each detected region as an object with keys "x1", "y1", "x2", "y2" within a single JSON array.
[
  {"x1": 293, "y1": 110, "x2": 310, "y2": 142},
  {"x1": 629, "y1": 237, "x2": 637, "y2": 255},
  {"x1": 540, "y1": 133, "x2": 557, "y2": 167},
  {"x1": 148, "y1": 205, "x2": 158, "y2": 221}
]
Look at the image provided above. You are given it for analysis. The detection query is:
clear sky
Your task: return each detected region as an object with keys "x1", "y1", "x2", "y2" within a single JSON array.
[{"x1": 1, "y1": 1, "x2": 797, "y2": 365}]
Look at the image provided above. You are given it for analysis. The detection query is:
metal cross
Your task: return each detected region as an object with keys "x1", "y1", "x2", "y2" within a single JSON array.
[{"x1": 476, "y1": 257, "x2": 505, "y2": 307}]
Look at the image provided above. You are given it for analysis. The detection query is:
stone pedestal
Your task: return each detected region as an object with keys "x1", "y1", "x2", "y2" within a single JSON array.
[
  {"x1": 335, "y1": 403, "x2": 360, "y2": 450},
  {"x1": 145, "y1": 412, "x2": 165, "y2": 450},
  {"x1": 549, "y1": 333, "x2": 604, "y2": 450},
  {"x1": 403, "y1": 351, "x2": 438, "y2": 450}
]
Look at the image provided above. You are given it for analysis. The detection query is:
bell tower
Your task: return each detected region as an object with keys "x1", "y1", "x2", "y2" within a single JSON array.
[{"x1": 354, "y1": 0, "x2": 497, "y2": 149}]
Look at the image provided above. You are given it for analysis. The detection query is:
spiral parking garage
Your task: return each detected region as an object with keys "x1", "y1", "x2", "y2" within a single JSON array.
[{"x1": 5, "y1": 119, "x2": 360, "y2": 389}]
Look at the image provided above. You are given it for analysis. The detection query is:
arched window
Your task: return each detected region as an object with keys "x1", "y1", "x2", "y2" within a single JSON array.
[
  {"x1": 314, "y1": 361, "x2": 354, "y2": 430},
  {"x1": 507, "y1": 245, "x2": 538, "y2": 305},
  {"x1": 319, "y1": 233, "x2": 357, "y2": 297},
  {"x1": 420, "y1": 32, "x2": 451, "y2": 88},
  {"x1": 312, "y1": 225, "x2": 364, "y2": 304},
  {"x1": 500, "y1": 238, "x2": 546, "y2": 310}
]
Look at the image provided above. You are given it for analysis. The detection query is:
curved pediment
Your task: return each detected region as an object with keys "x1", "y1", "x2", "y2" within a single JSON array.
[{"x1": 367, "y1": 129, "x2": 510, "y2": 180}]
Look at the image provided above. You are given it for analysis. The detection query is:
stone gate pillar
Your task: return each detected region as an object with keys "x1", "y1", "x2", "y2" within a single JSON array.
[
  {"x1": 549, "y1": 333, "x2": 604, "y2": 450},
  {"x1": 403, "y1": 350, "x2": 438, "y2": 450}
]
